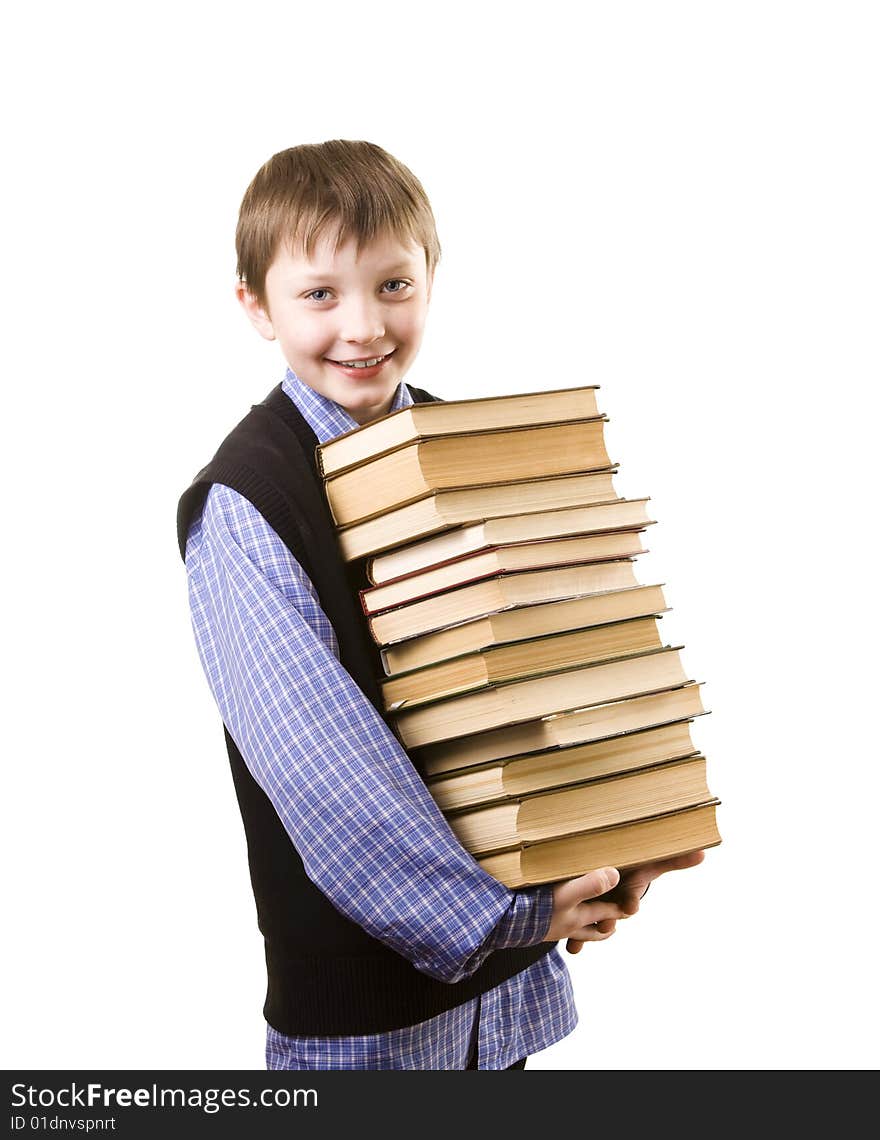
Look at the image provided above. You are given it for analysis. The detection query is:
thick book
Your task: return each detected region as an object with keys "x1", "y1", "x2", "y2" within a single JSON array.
[
  {"x1": 369, "y1": 558, "x2": 641, "y2": 646},
  {"x1": 391, "y1": 645, "x2": 691, "y2": 749},
  {"x1": 381, "y1": 615, "x2": 665, "y2": 711},
  {"x1": 477, "y1": 800, "x2": 722, "y2": 888},
  {"x1": 336, "y1": 469, "x2": 620, "y2": 562},
  {"x1": 445, "y1": 755, "x2": 713, "y2": 858},
  {"x1": 316, "y1": 385, "x2": 602, "y2": 477},
  {"x1": 427, "y1": 719, "x2": 703, "y2": 813},
  {"x1": 367, "y1": 498, "x2": 655, "y2": 585},
  {"x1": 381, "y1": 583, "x2": 669, "y2": 676},
  {"x1": 362, "y1": 529, "x2": 648, "y2": 615},
  {"x1": 415, "y1": 681, "x2": 708, "y2": 776},
  {"x1": 324, "y1": 418, "x2": 612, "y2": 527}
]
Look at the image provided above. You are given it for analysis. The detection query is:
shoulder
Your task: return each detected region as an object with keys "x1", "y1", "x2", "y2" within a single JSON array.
[
  {"x1": 186, "y1": 482, "x2": 262, "y2": 566},
  {"x1": 201, "y1": 482, "x2": 286, "y2": 558},
  {"x1": 194, "y1": 482, "x2": 322, "y2": 605}
]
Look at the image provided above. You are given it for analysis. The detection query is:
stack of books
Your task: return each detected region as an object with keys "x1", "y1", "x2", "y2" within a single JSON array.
[{"x1": 317, "y1": 385, "x2": 721, "y2": 887}]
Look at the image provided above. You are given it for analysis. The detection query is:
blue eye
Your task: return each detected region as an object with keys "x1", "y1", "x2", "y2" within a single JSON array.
[
  {"x1": 382, "y1": 279, "x2": 411, "y2": 294},
  {"x1": 306, "y1": 288, "x2": 332, "y2": 302}
]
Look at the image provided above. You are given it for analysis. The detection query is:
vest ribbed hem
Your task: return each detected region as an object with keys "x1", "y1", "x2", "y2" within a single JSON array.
[{"x1": 264, "y1": 947, "x2": 556, "y2": 1037}]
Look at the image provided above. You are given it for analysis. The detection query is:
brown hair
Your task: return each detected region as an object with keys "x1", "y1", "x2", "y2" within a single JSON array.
[{"x1": 235, "y1": 140, "x2": 441, "y2": 309}]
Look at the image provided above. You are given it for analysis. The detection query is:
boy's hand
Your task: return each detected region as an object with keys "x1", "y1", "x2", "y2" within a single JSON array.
[
  {"x1": 562, "y1": 849, "x2": 707, "y2": 955},
  {"x1": 545, "y1": 866, "x2": 629, "y2": 951}
]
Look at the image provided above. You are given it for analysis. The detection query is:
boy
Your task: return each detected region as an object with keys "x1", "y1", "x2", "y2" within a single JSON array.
[{"x1": 176, "y1": 140, "x2": 703, "y2": 1071}]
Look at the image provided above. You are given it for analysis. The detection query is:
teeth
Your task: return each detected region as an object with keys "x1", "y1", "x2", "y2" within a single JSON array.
[{"x1": 335, "y1": 354, "x2": 386, "y2": 368}]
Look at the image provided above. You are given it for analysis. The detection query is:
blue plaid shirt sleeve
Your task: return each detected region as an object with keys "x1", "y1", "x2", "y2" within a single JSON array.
[{"x1": 185, "y1": 481, "x2": 554, "y2": 984}]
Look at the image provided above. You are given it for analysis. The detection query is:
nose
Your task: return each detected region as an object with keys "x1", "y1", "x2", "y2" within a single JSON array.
[{"x1": 339, "y1": 295, "x2": 385, "y2": 346}]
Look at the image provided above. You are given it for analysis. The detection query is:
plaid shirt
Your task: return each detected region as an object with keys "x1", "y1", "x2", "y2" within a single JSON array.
[{"x1": 183, "y1": 369, "x2": 578, "y2": 1069}]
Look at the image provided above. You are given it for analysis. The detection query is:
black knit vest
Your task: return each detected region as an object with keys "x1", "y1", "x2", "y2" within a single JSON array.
[{"x1": 176, "y1": 382, "x2": 556, "y2": 1035}]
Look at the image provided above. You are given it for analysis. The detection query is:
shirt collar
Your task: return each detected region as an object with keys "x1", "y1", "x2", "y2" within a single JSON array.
[{"x1": 281, "y1": 368, "x2": 413, "y2": 445}]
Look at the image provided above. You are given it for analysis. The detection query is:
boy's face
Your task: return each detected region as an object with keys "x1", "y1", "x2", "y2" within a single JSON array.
[{"x1": 238, "y1": 229, "x2": 433, "y2": 425}]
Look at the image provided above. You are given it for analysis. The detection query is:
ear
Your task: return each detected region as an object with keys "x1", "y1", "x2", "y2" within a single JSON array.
[{"x1": 235, "y1": 281, "x2": 276, "y2": 342}]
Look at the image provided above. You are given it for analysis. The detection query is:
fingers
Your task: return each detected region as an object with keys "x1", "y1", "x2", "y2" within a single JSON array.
[
  {"x1": 669, "y1": 849, "x2": 706, "y2": 870},
  {"x1": 612, "y1": 849, "x2": 707, "y2": 900},
  {"x1": 580, "y1": 866, "x2": 621, "y2": 898},
  {"x1": 554, "y1": 866, "x2": 620, "y2": 910},
  {"x1": 577, "y1": 898, "x2": 627, "y2": 926},
  {"x1": 562, "y1": 851, "x2": 709, "y2": 957},
  {"x1": 566, "y1": 917, "x2": 618, "y2": 954},
  {"x1": 639, "y1": 850, "x2": 706, "y2": 878}
]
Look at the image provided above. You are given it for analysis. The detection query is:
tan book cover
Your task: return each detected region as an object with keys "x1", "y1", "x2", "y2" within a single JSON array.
[
  {"x1": 478, "y1": 800, "x2": 722, "y2": 888},
  {"x1": 426, "y1": 719, "x2": 703, "y2": 813},
  {"x1": 381, "y1": 615, "x2": 665, "y2": 711},
  {"x1": 392, "y1": 645, "x2": 691, "y2": 749},
  {"x1": 336, "y1": 469, "x2": 620, "y2": 561},
  {"x1": 446, "y1": 755, "x2": 713, "y2": 858},
  {"x1": 381, "y1": 583, "x2": 669, "y2": 676},
  {"x1": 370, "y1": 558, "x2": 640, "y2": 646},
  {"x1": 325, "y1": 418, "x2": 613, "y2": 526},
  {"x1": 367, "y1": 498, "x2": 655, "y2": 586},
  {"x1": 363, "y1": 529, "x2": 648, "y2": 615},
  {"x1": 316, "y1": 385, "x2": 603, "y2": 477},
  {"x1": 414, "y1": 682, "x2": 708, "y2": 776}
]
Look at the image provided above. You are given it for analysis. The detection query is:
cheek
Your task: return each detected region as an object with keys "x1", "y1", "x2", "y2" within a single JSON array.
[
  {"x1": 395, "y1": 304, "x2": 429, "y2": 344},
  {"x1": 281, "y1": 319, "x2": 332, "y2": 358}
]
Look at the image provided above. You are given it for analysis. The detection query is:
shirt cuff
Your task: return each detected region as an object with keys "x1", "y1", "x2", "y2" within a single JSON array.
[{"x1": 486, "y1": 885, "x2": 554, "y2": 949}]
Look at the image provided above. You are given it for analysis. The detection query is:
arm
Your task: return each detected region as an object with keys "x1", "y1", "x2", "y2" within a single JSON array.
[{"x1": 185, "y1": 482, "x2": 552, "y2": 982}]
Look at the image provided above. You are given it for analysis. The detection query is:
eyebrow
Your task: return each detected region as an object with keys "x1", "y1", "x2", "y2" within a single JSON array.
[{"x1": 297, "y1": 262, "x2": 419, "y2": 283}]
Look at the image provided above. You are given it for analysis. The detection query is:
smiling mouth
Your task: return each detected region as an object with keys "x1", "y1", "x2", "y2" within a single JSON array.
[{"x1": 327, "y1": 351, "x2": 394, "y2": 368}]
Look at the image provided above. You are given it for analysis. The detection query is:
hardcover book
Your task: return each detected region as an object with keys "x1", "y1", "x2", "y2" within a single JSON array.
[
  {"x1": 380, "y1": 615, "x2": 666, "y2": 711},
  {"x1": 391, "y1": 645, "x2": 692, "y2": 749},
  {"x1": 368, "y1": 558, "x2": 642, "y2": 646},
  {"x1": 426, "y1": 718, "x2": 704, "y2": 813},
  {"x1": 366, "y1": 498, "x2": 655, "y2": 586},
  {"x1": 324, "y1": 418, "x2": 613, "y2": 526},
  {"x1": 413, "y1": 682, "x2": 709, "y2": 778},
  {"x1": 446, "y1": 755, "x2": 713, "y2": 859},
  {"x1": 316, "y1": 384, "x2": 602, "y2": 477},
  {"x1": 362, "y1": 529, "x2": 649, "y2": 616},
  {"x1": 335, "y1": 468, "x2": 621, "y2": 562},
  {"x1": 477, "y1": 800, "x2": 721, "y2": 888}
]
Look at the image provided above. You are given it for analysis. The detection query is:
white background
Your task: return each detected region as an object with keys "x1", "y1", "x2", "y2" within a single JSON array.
[{"x1": 3, "y1": 1, "x2": 878, "y2": 1071}]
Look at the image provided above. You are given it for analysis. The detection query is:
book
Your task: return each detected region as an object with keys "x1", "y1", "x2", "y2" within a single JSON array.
[
  {"x1": 426, "y1": 719, "x2": 703, "y2": 813},
  {"x1": 336, "y1": 468, "x2": 620, "y2": 561},
  {"x1": 324, "y1": 418, "x2": 613, "y2": 526},
  {"x1": 381, "y1": 615, "x2": 666, "y2": 711},
  {"x1": 392, "y1": 645, "x2": 692, "y2": 748},
  {"x1": 369, "y1": 558, "x2": 641, "y2": 646},
  {"x1": 367, "y1": 498, "x2": 656, "y2": 585},
  {"x1": 415, "y1": 681, "x2": 709, "y2": 777},
  {"x1": 476, "y1": 799, "x2": 721, "y2": 888},
  {"x1": 316, "y1": 385, "x2": 602, "y2": 477},
  {"x1": 362, "y1": 529, "x2": 649, "y2": 615},
  {"x1": 445, "y1": 755, "x2": 713, "y2": 858},
  {"x1": 381, "y1": 583, "x2": 669, "y2": 675}
]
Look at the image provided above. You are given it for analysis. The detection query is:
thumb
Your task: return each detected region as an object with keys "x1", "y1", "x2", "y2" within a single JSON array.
[{"x1": 556, "y1": 866, "x2": 620, "y2": 906}]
